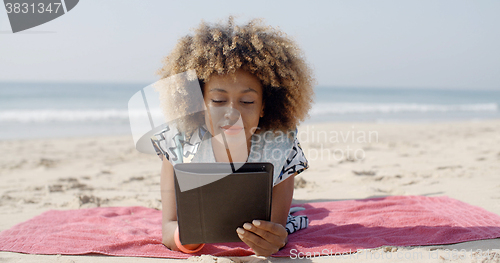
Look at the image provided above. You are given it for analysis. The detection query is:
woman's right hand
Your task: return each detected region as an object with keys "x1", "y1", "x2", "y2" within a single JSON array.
[{"x1": 236, "y1": 220, "x2": 288, "y2": 256}]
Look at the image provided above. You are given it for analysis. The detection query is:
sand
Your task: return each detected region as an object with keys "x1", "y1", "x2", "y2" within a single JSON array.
[{"x1": 1, "y1": 120, "x2": 499, "y2": 262}]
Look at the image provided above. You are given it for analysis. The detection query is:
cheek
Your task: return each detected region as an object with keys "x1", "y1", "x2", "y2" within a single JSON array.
[
  {"x1": 204, "y1": 111, "x2": 211, "y2": 131},
  {"x1": 242, "y1": 107, "x2": 262, "y2": 129},
  {"x1": 203, "y1": 107, "x2": 220, "y2": 134}
]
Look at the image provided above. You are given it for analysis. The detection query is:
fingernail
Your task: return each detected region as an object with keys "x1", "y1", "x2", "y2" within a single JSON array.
[
  {"x1": 236, "y1": 228, "x2": 245, "y2": 235},
  {"x1": 253, "y1": 220, "x2": 261, "y2": 226},
  {"x1": 243, "y1": 223, "x2": 252, "y2": 230}
]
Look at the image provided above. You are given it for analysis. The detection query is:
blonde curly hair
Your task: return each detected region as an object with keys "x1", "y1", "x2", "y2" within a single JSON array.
[{"x1": 156, "y1": 17, "x2": 315, "y2": 134}]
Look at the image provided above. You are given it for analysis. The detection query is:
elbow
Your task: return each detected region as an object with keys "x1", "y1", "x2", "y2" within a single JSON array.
[
  {"x1": 161, "y1": 237, "x2": 174, "y2": 250},
  {"x1": 161, "y1": 220, "x2": 178, "y2": 251},
  {"x1": 161, "y1": 232, "x2": 177, "y2": 251}
]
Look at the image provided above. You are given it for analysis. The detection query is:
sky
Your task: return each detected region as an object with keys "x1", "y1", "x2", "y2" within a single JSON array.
[{"x1": 0, "y1": 0, "x2": 499, "y2": 90}]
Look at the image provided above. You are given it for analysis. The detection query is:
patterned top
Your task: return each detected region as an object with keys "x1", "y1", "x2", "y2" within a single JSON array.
[{"x1": 150, "y1": 123, "x2": 308, "y2": 186}]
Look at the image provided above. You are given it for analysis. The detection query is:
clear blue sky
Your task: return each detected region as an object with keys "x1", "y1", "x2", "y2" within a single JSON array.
[{"x1": 1, "y1": 0, "x2": 499, "y2": 89}]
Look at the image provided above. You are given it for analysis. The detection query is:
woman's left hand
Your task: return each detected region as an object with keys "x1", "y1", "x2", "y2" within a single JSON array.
[{"x1": 237, "y1": 220, "x2": 288, "y2": 256}]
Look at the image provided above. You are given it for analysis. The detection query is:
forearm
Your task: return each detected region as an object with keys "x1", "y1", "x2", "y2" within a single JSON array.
[
  {"x1": 269, "y1": 174, "x2": 296, "y2": 249},
  {"x1": 270, "y1": 174, "x2": 296, "y2": 229},
  {"x1": 161, "y1": 220, "x2": 179, "y2": 250},
  {"x1": 159, "y1": 157, "x2": 183, "y2": 251},
  {"x1": 162, "y1": 217, "x2": 203, "y2": 251}
]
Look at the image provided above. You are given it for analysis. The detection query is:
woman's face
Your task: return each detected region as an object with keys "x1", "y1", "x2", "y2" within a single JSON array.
[{"x1": 203, "y1": 70, "x2": 264, "y2": 148}]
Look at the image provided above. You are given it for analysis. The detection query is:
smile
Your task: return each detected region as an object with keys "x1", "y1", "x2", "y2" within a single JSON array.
[{"x1": 220, "y1": 125, "x2": 244, "y2": 136}]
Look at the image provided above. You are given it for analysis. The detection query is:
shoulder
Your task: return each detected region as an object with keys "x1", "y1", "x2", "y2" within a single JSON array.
[
  {"x1": 275, "y1": 136, "x2": 309, "y2": 185},
  {"x1": 151, "y1": 123, "x2": 207, "y2": 164},
  {"x1": 250, "y1": 129, "x2": 309, "y2": 186}
]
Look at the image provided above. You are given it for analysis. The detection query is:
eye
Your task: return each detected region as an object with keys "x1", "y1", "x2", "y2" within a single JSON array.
[
  {"x1": 241, "y1": 101, "x2": 255, "y2": 104},
  {"x1": 211, "y1": 99, "x2": 226, "y2": 104}
]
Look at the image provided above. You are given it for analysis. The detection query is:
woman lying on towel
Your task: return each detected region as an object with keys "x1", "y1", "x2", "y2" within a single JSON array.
[{"x1": 151, "y1": 17, "x2": 314, "y2": 256}]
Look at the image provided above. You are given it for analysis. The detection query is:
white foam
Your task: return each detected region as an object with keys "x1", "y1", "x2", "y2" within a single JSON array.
[
  {"x1": 0, "y1": 109, "x2": 164, "y2": 123},
  {"x1": 310, "y1": 103, "x2": 499, "y2": 115},
  {"x1": 1, "y1": 103, "x2": 498, "y2": 123}
]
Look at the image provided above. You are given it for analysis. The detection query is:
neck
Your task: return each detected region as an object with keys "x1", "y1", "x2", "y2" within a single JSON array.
[{"x1": 211, "y1": 135, "x2": 250, "y2": 163}]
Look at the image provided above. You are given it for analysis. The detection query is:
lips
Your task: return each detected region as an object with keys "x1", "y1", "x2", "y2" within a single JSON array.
[{"x1": 220, "y1": 125, "x2": 244, "y2": 135}]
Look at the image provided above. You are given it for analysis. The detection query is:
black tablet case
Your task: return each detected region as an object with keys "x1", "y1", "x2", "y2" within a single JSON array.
[{"x1": 173, "y1": 162, "x2": 273, "y2": 244}]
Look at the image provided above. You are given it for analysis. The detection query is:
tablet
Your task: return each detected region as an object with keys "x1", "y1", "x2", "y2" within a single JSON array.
[{"x1": 173, "y1": 162, "x2": 273, "y2": 244}]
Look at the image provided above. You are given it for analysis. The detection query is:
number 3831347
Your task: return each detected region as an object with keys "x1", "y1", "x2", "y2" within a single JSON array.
[{"x1": 5, "y1": 2, "x2": 63, "y2": 14}]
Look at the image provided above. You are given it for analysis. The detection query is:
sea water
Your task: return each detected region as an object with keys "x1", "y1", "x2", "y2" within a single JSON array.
[
  {"x1": 0, "y1": 82, "x2": 141, "y2": 140},
  {"x1": 310, "y1": 87, "x2": 500, "y2": 123},
  {"x1": 0, "y1": 82, "x2": 499, "y2": 140}
]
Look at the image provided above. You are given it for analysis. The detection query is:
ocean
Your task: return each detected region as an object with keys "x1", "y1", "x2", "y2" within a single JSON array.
[{"x1": 1, "y1": 82, "x2": 499, "y2": 140}]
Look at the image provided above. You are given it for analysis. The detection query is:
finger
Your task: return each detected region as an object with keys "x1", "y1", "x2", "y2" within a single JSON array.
[
  {"x1": 238, "y1": 233, "x2": 267, "y2": 256},
  {"x1": 237, "y1": 227, "x2": 273, "y2": 249},
  {"x1": 237, "y1": 230, "x2": 278, "y2": 256},
  {"x1": 242, "y1": 223, "x2": 285, "y2": 248},
  {"x1": 240, "y1": 234, "x2": 276, "y2": 256},
  {"x1": 237, "y1": 228, "x2": 277, "y2": 252},
  {"x1": 251, "y1": 220, "x2": 287, "y2": 238}
]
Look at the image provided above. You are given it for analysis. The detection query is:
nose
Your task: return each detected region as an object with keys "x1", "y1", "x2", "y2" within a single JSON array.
[{"x1": 224, "y1": 105, "x2": 240, "y2": 122}]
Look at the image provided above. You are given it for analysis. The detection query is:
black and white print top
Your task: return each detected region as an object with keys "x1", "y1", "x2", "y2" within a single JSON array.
[{"x1": 150, "y1": 123, "x2": 309, "y2": 186}]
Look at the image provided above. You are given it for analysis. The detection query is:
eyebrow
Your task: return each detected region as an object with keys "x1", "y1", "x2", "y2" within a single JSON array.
[{"x1": 209, "y1": 88, "x2": 258, "y2": 94}]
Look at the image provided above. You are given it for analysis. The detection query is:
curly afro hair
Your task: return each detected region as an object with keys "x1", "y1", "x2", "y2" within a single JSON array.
[{"x1": 156, "y1": 17, "x2": 315, "y2": 134}]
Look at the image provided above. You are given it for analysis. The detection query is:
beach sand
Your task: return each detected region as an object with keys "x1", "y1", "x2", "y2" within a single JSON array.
[{"x1": 1, "y1": 120, "x2": 499, "y2": 262}]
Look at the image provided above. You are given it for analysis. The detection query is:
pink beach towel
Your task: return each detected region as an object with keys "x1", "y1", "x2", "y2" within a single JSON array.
[{"x1": 1, "y1": 196, "x2": 500, "y2": 258}]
